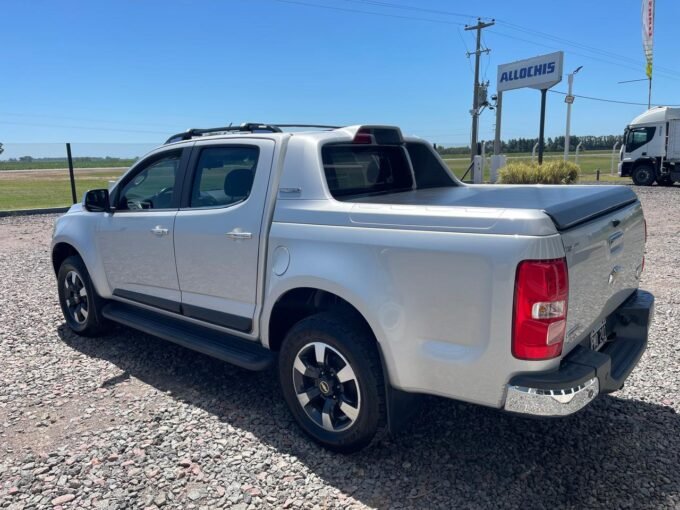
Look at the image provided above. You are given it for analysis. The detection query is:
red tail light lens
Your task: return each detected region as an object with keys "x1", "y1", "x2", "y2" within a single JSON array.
[{"x1": 512, "y1": 258, "x2": 569, "y2": 360}]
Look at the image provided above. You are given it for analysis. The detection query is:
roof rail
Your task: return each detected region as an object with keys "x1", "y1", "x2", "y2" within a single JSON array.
[
  {"x1": 165, "y1": 123, "x2": 282, "y2": 144},
  {"x1": 273, "y1": 124, "x2": 340, "y2": 130},
  {"x1": 164, "y1": 123, "x2": 341, "y2": 144}
]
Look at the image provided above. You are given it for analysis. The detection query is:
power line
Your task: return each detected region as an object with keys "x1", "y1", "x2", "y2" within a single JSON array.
[
  {"x1": 266, "y1": 0, "x2": 465, "y2": 25},
  {"x1": 0, "y1": 120, "x2": 169, "y2": 136},
  {"x1": 337, "y1": 0, "x2": 680, "y2": 78},
  {"x1": 340, "y1": 0, "x2": 483, "y2": 21},
  {"x1": 487, "y1": 29, "x2": 680, "y2": 81},
  {"x1": 495, "y1": 19, "x2": 680, "y2": 77},
  {"x1": 548, "y1": 90, "x2": 680, "y2": 107},
  {"x1": 456, "y1": 28, "x2": 474, "y2": 75}
]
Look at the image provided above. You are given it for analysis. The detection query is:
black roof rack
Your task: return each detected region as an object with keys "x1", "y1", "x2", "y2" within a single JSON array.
[{"x1": 164, "y1": 123, "x2": 341, "y2": 144}]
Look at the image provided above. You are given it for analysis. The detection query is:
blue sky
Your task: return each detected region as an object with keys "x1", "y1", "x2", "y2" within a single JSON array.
[{"x1": 2, "y1": 0, "x2": 679, "y2": 157}]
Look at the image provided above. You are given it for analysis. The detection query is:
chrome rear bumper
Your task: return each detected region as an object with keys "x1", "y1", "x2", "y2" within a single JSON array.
[
  {"x1": 504, "y1": 377, "x2": 599, "y2": 416},
  {"x1": 503, "y1": 290, "x2": 653, "y2": 417}
]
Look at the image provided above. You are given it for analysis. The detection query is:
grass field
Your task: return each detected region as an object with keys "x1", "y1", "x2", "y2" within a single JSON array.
[
  {"x1": 0, "y1": 158, "x2": 137, "y2": 171},
  {"x1": 0, "y1": 152, "x2": 630, "y2": 210},
  {"x1": 442, "y1": 151, "x2": 626, "y2": 182}
]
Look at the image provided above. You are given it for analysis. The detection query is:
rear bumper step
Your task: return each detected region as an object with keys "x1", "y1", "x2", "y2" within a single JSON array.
[
  {"x1": 504, "y1": 290, "x2": 654, "y2": 417},
  {"x1": 102, "y1": 302, "x2": 274, "y2": 371}
]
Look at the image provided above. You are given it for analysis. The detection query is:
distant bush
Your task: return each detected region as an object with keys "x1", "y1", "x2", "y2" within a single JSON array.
[{"x1": 498, "y1": 160, "x2": 580, "y2": 184}]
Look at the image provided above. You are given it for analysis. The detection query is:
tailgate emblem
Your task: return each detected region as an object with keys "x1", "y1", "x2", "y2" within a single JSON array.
[{"x1": 608, "y1": 265, "x2": 623, "y2": 286}]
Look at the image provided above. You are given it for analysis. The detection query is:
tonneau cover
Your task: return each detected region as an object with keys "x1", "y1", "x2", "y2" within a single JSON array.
[{"x1": 346, "y1": 185, "x2": 638, "y2": 231}]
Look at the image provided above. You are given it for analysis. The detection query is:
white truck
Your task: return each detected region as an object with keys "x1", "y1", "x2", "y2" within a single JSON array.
[
  {"x1": 52, "y1": 123, "x2": 654, "y2": 452},
  {"x1": 619, "y1": 106, "x2": 680, "y2": 186}
]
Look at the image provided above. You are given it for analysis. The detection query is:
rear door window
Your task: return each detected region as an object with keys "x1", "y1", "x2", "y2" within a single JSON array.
[{"x1": 189, "y1": 146, "x2": 260, "y2": 208}]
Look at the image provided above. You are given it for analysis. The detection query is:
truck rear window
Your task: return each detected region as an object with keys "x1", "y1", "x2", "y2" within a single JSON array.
[{"x1": 322, "y1": 145, "x2": 413, "y2": 198}]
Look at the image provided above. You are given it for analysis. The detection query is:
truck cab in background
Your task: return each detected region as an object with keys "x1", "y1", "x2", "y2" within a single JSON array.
[{"x1": 619, "y1": 106, "x2": 680, "y2": 186}]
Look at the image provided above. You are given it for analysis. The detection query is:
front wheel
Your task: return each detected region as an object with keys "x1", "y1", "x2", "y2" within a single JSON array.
[
  {"x1": 57, "y1": 255, "x2": 106, "y2": 336},
  {"x1": 631, "y1": 165, "x2": 655, "y2": 186},
  {"x1": 278, "y1": 312, "x2": 385, "y2": 453}
]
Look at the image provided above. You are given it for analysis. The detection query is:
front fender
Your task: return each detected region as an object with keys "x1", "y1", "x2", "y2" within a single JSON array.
[{"x1": 52, "y1": 211, "x2": 111, "y2": 298}]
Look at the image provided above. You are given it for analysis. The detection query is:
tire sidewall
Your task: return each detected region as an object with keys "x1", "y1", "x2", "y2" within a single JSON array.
[
  {"x1": 278, "y1": 314, "x2": 382, "y2": 452},
  {"x1": 632, "y1": 165, "x2": 655, "y2": 186},
  {"x1": 57, "y1": 256, "x2": 102, "y2": 335}
]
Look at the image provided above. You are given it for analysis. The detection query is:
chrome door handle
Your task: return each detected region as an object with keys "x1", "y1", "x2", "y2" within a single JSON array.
[
  {"x1": 226, "y1": 230, "x2": 252, "y2": 240},
  {"x1": 150, "y1": 226, "x2": 169, "y2": 236}
]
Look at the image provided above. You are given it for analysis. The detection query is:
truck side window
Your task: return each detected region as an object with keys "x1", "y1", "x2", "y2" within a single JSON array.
[
  {"x1": 189, "y1": 146, "x2": 260, "y2": 208},
  {"x1": 626, "y1": 127, "x2": 655, "y2": 152},
  {"x1": 406, "y1": 142, "x2": 457, "y2": 188},
  {"x1": 117, "y1": 151, "x2": 181, "y2": 211},
  {"x1": 321, "y1": 144, "x2": 413, "y2": 199}
]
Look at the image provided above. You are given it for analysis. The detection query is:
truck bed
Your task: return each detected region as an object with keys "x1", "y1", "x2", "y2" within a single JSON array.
[{"x1": 345, "y1": 184, "x2": 638, "y2": 231}]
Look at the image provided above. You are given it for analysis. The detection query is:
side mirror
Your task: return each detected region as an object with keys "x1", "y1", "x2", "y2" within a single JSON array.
[{"x1": 84, "y1": 189, "x2": 111, "y2": 212}]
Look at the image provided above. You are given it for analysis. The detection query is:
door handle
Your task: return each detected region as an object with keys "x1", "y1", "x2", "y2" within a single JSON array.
[
  {"x1": 226, "y1": 230, "x2": 252, "y2": 240},
  {"x1": 150, "y1": 226, "x2": 169, "y2": 236}
]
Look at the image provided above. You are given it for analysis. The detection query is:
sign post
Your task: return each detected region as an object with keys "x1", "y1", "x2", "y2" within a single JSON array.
[{"x1": 495, "y1": 51, "x2": 564, "y2": 165}]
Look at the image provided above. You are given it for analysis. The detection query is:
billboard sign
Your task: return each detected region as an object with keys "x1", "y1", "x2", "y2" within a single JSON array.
[{"x1": 497, "y1": 51, "x2": 564, "y2": 92}]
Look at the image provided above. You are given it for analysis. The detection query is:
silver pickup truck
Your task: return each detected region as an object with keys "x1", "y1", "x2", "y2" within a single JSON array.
[{"x1": 52, "y1": 124, "x2": 654, "y2": 452}]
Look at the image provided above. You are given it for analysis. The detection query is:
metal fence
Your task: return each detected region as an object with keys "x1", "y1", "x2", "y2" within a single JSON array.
[{"x1": 0, "y1": 142, "x2": 156, "y2": 211}]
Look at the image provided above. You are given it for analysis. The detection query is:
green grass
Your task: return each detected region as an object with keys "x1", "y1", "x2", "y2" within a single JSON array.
[
  {"x1": 442, "y1": 151, "x2": 628, "y2": 183},
  {"x1": 0, "y1": 169, "x2": 126, "y2": 210},
  {"x1": 0, "y1": 159, "x2": 135, "y2": 171},
  {"x1": 0, "y1": 152, "x2": 631, "y2": 211}
]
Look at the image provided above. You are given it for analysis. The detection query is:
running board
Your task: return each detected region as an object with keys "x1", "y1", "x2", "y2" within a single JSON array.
[{"x1": 102, "y1": 302, "x2": 274, "y2": 371}]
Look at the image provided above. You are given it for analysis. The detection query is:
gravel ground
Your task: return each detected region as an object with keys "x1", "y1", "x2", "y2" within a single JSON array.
[{"x1": 0, "y1": 186, "x2": 678, "y2": 510}]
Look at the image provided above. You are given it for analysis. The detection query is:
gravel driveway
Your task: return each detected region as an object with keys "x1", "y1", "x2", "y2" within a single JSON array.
[{"x1": 1, "y1": 186, "x2": 678, "y2": 509}]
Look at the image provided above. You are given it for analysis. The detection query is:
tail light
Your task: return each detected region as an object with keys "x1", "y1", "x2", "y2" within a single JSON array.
[{"x1": 512, "y1": 258, "x2": 569, "y2": 360}]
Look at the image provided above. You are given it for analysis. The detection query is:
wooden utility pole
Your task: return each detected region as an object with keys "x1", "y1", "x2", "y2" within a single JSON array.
[{"x1": 465, "y1": 18, "x2": 494, "y2": 161}]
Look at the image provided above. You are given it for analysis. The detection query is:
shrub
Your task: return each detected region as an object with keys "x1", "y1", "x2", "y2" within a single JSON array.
[{"x1": 498, "y1": 160, "x2": 580, "y2": 184}]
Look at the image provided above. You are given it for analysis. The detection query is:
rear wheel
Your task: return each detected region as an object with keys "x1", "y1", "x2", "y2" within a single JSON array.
[
  {"x1": 631, "y1": 165, "x2": 655, "y2": 186},
  {"x1": 57, "y1": 255, "x2": 106, "y2": 336},
  {"x1": 657, "y1": 174, "x2": 675, "y2": 186},
  {"x1": 278, "y1": 312, "x2": 385, "y2": 452}
]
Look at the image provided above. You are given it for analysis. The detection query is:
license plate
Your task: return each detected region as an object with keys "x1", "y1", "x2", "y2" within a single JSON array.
[{"x1": 589, "y1": 320, "x2": 608, "y2": 351}]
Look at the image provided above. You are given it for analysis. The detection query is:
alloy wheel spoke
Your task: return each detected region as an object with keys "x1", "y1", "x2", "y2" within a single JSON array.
[
  {"x1": 293, "y1": 356, "x2": 320, "y2": 379},
  {"x1": 296, "y1": 387, "x2": 320, "y2": 407},
  {"x1": 338, "y1": 399, "x2": 359, "y2": 422},
  {"x1": 335, "y1": 363, "x2": 357, "y2": 384},
  {"x1": 79, "y1": 287, "x2": 87, "y2": 297},
  {"x1": 321, "y1": 398, "x2": 336, "y2": 431},
  {"x1": 314, "y1": 343, "x2": 326, "y2": 366}
]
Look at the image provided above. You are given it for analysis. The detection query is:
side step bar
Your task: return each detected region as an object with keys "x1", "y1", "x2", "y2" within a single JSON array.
[{"x1": 102, "y1": 302, "x2": 274, "y2": 371}]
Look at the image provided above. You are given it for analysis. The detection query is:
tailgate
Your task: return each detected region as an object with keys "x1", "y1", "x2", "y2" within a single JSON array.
[{"x1": 560, "y1": 201, "x2": 645, "y2": 353}]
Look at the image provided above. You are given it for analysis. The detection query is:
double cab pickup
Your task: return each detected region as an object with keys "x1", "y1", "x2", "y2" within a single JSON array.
[{"x1": 52, "y1": 124, "x2": 654, "y2": 451}]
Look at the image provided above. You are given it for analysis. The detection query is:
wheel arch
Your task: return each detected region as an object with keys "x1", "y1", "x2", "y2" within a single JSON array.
[
  {"x1": 52, "y1": 242, "x2": 82, "y2": 276},
  {"x1": 265, "y1": 283, "x2": 421, "y2": 435},
  {"x1": 265, "y1": 285, "x2": 377, "y2": 353},
  {"x1": 632, "y1": 157, "x2": 658, "y2": 172}
]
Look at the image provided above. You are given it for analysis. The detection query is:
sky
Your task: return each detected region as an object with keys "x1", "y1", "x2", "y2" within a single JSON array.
[{"x1": 2, "y1": 0, "x2": 679, "y2": 158}]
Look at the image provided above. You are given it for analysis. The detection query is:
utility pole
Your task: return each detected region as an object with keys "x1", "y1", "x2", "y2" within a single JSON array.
[{"x1": 465, "y1": 17, "x2": 494, "y2": 161}]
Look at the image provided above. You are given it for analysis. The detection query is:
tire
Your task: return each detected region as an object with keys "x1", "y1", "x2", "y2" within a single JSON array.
[
  {"x1": 278, "y1": 311, "x2": 385, "y2": 453},
  {"x1": 657, "y1": 174, "x2": 675, "y2": 186},
  {"x1": 631, "y1": 165, "x2": 656, "y2": 186},
  {"x1": 57, "y1": 255, "x2": 107, "y2": 336}
]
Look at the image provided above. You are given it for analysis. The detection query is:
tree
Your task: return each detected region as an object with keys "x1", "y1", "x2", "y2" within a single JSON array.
[{"x1": 0, "y1": 143, "x2": 3, "y2": 156}]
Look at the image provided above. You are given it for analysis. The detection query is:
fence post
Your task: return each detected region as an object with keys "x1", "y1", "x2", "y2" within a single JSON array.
[
  {"x1": 531, "y1": 142, "x2": 539, "y2": 163},
  {"x1": 66, "y1": 143, "x2": 77, "y2": 204},
  {"x1": 610, "y1": 141, "x2": 620, "y2": 175}
]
